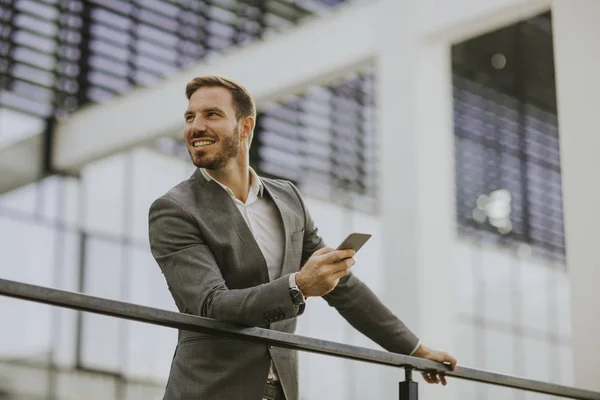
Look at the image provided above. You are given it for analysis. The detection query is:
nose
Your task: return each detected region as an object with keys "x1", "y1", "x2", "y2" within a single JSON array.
[{"x1": 191, "y1": 115, "x2": 207, "y2": 133}]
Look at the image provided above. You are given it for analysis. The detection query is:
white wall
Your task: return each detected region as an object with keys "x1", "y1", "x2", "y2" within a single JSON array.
[{"x1": 552, "y1": 0, "x2": 600, "y2": 391}]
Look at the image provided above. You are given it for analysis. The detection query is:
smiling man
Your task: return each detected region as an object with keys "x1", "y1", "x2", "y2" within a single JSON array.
[{"x1": 148, "y1": 75, "x2": 457, "y2": 400}]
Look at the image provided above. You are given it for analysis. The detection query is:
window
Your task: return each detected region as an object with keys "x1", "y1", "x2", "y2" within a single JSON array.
[
  {"x1": 252, "y1": 69, "x2": 378, "y2": 213},
  {"x1": 1, "y1": 0, "x2": 353, "y2": 120},
  {"x1": 452, "y1": 12, "x2": 565, "y2": 262}
]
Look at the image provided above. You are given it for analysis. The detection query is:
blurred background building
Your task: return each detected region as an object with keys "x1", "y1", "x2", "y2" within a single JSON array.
[{"x1": 0, "y1": 0, "x2": 599, "y2": 399}]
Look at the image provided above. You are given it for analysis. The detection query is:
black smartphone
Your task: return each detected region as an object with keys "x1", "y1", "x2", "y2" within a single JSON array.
[{"x1": 336, "y1": 232, "x2": 372, "y2": 253}]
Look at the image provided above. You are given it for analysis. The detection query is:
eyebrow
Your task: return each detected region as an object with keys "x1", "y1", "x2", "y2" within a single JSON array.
[
  {"x1": 184, "y1": 107, "x2": 225, "y2": 117},
  {"x1": 203, "y1": 107, "x2": 225, "y2": 115}
]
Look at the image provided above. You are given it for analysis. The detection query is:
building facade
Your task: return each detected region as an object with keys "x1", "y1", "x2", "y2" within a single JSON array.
[{"x1": 1, "y1": 0, "x2": 599, "y2": 399}]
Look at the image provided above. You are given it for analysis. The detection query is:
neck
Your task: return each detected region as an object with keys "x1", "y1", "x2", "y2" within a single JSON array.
[{"x1": 205, "y1": 154, "x2": 251, "y2": 202}]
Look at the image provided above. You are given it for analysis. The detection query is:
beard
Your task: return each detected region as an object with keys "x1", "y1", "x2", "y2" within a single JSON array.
[{"x1": 188, "y1": 124, "x2": 240, "y2": 170}]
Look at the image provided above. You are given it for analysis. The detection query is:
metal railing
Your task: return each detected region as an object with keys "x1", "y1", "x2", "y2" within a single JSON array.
[{"x1": 1, "y1": 278, "x2": 599, "y2": 400}]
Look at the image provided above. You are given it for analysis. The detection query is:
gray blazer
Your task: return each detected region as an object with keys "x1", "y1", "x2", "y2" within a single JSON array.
[{"x1": 148, "y1": 169, "x2": 419, "y2": 400}]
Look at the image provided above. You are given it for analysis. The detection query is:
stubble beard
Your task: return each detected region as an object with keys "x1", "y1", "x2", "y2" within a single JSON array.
[{"x1": 189, "y1": 124, "x2": 240, "y2": 170}]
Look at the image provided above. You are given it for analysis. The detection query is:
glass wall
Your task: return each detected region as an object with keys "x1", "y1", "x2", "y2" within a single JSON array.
[{"x1": 0, "y1": 148, "x2": 193, "y2": 397}]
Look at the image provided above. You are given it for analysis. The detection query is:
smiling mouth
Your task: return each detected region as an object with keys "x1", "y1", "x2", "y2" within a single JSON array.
[{"x1": 192, "y1": 140, "x2": 215, "y2": 148}]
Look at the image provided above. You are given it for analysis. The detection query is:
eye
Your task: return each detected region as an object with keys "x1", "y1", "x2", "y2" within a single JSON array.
[
  {"x1": 207, "y1": 111, "x2": 219, "y2": 118},
  {"x1": 185, "y1": 114, "x2": 194, "y2": 122}
]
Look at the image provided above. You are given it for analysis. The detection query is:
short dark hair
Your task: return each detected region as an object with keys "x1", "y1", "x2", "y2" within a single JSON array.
[{"x1": 185, "y1": 75, "x2": 256, "y2": 120}]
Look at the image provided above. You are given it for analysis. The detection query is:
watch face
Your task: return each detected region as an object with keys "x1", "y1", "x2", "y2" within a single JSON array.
[{"x1": 290, "y1": 288, "x2": 304, "y2": 305}]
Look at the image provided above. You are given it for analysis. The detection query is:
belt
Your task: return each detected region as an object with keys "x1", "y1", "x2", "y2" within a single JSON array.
[{"x1": 263, "y1": 380, "x2": 285, "y2": 400}]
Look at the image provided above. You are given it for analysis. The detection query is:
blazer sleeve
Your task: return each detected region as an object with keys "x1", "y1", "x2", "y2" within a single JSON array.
[
  {"x1": 149, "y1": 195, "x2": 299, "y2": 327},
  {"x1": 289, "y1": 182, "x2": 420, "y2": 355}
]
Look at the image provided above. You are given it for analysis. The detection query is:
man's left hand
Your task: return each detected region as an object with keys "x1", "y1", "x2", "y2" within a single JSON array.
[{"x1": 411, "y1": 344, "x2": 457, "y2": 385}]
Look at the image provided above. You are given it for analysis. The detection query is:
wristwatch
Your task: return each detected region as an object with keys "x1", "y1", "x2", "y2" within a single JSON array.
[{"x1": 288, "y1": 273, "x2": 305, "y2": 305}]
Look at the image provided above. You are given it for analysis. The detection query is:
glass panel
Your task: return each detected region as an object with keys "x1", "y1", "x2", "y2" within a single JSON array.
[
  {"x1": 456, "y1": 380, "x2": 481, "y2": 400},
  {"x1": 554, "y1": 269, "x2": 572, "y2": 339},
  {"x1": 488, "y1": 386, "x2": 518, "y2": 400},
  {"x1": 0, "y1": 216, "x2": 56, "y2": 284},
  {"x1": 0, "y1": 181, "x2": 38, "y2": 215},
  {"x1": 522, "y1": 337, "x2": 551, "y2": 381},
  {"x1": 80, "y1": 236, "x2": 124, "y2": 372},
  {"x1": 52, "y1": 230, "x2": 81, "y2": 367},
  {"x1": 0, "y1": 217, "x2": 56, "y2": 359},
  {"x1": 558, "y1": 344, "x2": 575, "y2": 386},
  {"x1": 524, "y1": 393, "x2": 555, "y2": 400},
  {"x1": 454, "y1": 241, "x2": 476, "y2": 316},
  {"x1": 484, "y1": 328, "x2": 515, "y2": 375},
  {"x1": 123, "y1": 245, "x2": 177, "y2": 381},
  {"x1": 518, "y1": 261, "x2": 550, "y2": 333},
  {"x1": 129, "y1": 147, "x2": 193, "y2": 243},
  {"x1": 481, "y1": 246, "x2": 514, "y2": 325},
  {"x1": 81, "y1": 153, "x2": 128, "y2": 237},
  {"x1": 299, "y1": 352, "x2": 349, "y2": 400},
  {"x1": 38, "y1": 175, "x2": 62, "y2": 223},
  {"x1": 456, "y1": 321, "x2": 476, "y2": 368},
  {"x1": 60, "y1": 176, "x2": 82, "y2": 229},
  {"x1": 302, "y1": 197, "x2": 346, "y2": 251}
]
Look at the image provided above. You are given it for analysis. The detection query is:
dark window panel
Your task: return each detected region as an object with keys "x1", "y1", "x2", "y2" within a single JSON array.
[
  {"x1": 452, "y1": 12, "x2": 565, "y2": 262},
  {"x1": 252, "y1": 69, "x2": 377, "y2": 212}
]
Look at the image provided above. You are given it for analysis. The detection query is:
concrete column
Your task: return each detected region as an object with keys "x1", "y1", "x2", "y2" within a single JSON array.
[
  {"x1": 377, "y1": 0, "x2": 458, "y2": 398},
  {"x1": 552, "y1": 0, "x2": 600, "y2": 391}
]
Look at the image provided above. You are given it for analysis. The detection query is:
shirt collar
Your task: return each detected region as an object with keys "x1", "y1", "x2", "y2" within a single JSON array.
[{"x1": 200, "y1": 167, "x2": 264, "y2": 200}]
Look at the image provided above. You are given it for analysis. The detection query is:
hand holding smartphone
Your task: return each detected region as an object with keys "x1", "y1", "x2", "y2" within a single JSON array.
[
  {"x1": 336, "y1": 232, "x2": 372, "y2": 253},
  {"x1": 296, "y1": 233, "x2": 372, "y2": 298}
]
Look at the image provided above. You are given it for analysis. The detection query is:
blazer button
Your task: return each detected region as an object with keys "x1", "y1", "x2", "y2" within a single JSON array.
[{"x1": 269, "y1": 345, "x2": 273, "y2": 349}]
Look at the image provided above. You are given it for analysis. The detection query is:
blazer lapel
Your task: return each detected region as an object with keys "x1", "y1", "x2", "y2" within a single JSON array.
[{"x1": 191, "y1": 169, "x2": 270, "y2": 283}]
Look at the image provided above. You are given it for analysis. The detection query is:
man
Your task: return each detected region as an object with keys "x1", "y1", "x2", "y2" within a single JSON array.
[{"x1": 148, "y1": 75, "x2": 457, "y2": 400}]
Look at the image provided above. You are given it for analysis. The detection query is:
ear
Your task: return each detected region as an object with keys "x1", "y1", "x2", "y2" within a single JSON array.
[{"x1": 239, "y1": 115, "x2": 255, "y2": 142}]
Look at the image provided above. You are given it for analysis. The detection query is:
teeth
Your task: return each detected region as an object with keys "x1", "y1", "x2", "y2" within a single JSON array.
[{"x1": 193, "y1": 141, "x2": 213, "y2": 147}]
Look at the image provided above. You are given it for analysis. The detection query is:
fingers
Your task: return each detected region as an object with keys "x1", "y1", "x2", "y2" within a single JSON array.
[
  {"x1": 330, "y1": 260, "x2": 354, "y2": 280},
  {"x1": 425, "y1": 349, "x2": 457, "y2": 371},
  {"x1": 444, "y1": 353, "x2": 458, "y2": 371},
  {"x1": 422, "y1": 371, "x2": 445, "y2": 385},
  {"x1": 421, "y1": 372, "x2": 434, "y2": 384},
  {"x1": 440, "y1": 375, "x2": 447, "y2": 386},
  {"x1": 332, "y1": 256, "x2": 355, "y2": 273},
  {"x1": 319, "y1": 249, "x2": 355, "y2": 265},
  {"x1": 313, "y1": 247, "x2": 335, "y2": 256},
  {"x1": 416, "y1": 346, "x2": 457, "y2": 386}
]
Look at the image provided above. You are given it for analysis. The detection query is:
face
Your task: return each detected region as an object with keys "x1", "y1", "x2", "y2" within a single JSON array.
[{"x1": 184, "y1": 86, "x2": 247, "y2": 170}]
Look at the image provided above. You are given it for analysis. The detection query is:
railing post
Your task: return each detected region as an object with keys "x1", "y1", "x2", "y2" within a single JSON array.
[{"x1": 399, "y1": 367, "x2": 418, "y2": 400}]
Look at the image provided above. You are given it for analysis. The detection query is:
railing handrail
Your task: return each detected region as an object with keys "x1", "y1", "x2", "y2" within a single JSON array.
[{"x1": 1, "y1": 278, "x2": 598, "y2": 400}]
